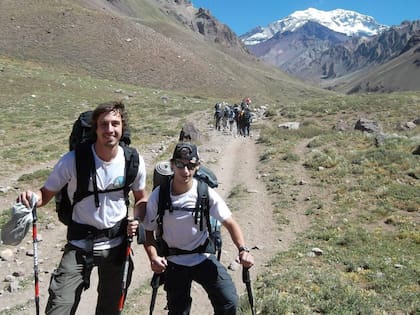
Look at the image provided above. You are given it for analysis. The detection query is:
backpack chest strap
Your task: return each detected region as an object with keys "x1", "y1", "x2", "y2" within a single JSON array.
[
  {"x1": 67, "y1": 218, "x2": 128, "y2": 241},
  {"x1": 167, "y1": 206, "x2": 196, "y2": 212}
]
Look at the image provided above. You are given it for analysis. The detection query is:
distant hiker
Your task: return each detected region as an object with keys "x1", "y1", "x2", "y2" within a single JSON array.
[
  {"x1": 222, "y1": 104, "x2": 231, "y2": 131},
  {"x1": 236, "y1": 98, "x2": 250, "y2": 137},
  {"x1": 142, "y1": 142, "x2": 254, "y2": 314},
  {"x1": 228, "y1": 105, "x2": 235, "y2": 133},
  {"x1": 241, "y1": 107, "x2": 252, "y2": 137},
  {"x1": 242, "y1": 97, "x2": 252, "y2": 108},
  {"x1": 214, "y1": 102, "x2": 223, "y2": 131},
  {"x1": 17, "y1": 101, "x2": 148, "y2": 315},
  {"x1": 237, "y1": 106, "x2": 252, "y2": 137},
  {"x1": 233, "y1": 104, "x2": 241, "y2": 135}
]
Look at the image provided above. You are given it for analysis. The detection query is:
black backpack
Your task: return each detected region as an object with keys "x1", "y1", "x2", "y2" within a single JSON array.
[
  {"x1": 55, "y1": 110, "x2": 139, "y2": 238},
  {"x1": 152, "y1": 162, "x2": 222, "y2": 260},
  {"x1": 244, "y1": 109, "x2": 252, "y2": 123}
]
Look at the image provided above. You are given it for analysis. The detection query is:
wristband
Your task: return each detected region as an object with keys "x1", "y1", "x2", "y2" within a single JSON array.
[{"x1": 238, "y1": 246, "x2": 250, "y2": 254}]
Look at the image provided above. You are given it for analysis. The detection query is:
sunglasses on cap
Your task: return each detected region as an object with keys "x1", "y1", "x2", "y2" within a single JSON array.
[{"x1": 174, "y1": 160, "x2": 198, "y2": 170}]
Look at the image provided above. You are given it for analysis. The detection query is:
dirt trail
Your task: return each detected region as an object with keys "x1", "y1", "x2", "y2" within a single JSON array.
[
  {"x1": 127, "y1": 126, "x2": 284, "y2": 315},
  {"x1": 0, "y1": 114, "x2": 314, "y2": 315}
]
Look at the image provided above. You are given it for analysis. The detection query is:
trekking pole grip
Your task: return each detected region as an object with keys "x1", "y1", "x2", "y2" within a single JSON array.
[
  {"x1": 151, "y1": 273, "x2": 160, "y2": 289},
  {"x1": 242, "y1": 266, "x2": 250, "y2": 284}
]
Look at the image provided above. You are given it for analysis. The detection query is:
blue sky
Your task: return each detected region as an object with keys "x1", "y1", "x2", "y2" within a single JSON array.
[{"x1": 191, "y1": 0, "x2": 420, "y2": 35}]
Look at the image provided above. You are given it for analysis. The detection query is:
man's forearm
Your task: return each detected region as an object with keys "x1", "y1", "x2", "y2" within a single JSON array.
[{"x1": 133, "y1": 199, "x2": 147, "y2": 221}]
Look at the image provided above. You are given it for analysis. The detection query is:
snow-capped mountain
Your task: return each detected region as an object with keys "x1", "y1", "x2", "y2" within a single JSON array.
[{"x1": 241, "y1": 8, "x2": 388, "y2": 45}]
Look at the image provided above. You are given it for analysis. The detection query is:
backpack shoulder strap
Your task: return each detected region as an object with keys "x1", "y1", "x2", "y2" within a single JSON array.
[
  {"x1": 157, "y1": 179, "x2": 211, "y2": 237},
  {"x1": 73, "y1": 142, "x2": 96, "y2": 206},
  {"x1": 73, "y1": 144, "x2": 139, "y2": 209},
  {"x1": 122, "y1": 145, "x2": 139, "y2": 207},
  {"x1": 196, "y1": 180, "x2": 211, "y2": 232},
  {"x1": 157, "y1": 177, "x2": 172, "y2": 238}
]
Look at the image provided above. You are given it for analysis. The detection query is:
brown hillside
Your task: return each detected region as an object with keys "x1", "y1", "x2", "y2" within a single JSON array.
[{"x1": 0, "y1": 0, "x2": 326, "y2": 102}]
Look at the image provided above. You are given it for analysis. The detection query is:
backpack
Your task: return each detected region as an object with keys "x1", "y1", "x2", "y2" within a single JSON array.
[
  {"x1": 223, "y1": 106, "x2": 230, "y2": 118},
  {"x1": 214, "y1": 109, "x2": 223, "y2": 119},
  {"x1": 243, "y1": 109, "x2": 252, "y2": 123},
  {"x1": 152, "y1": 161, "x2": 222, "y2": 260},
  {"x1": 55, "y1": 110, "x2": 139, "y2": 240},
  {"x1": 228, "y1": 108, "x2": 235, "y2": 122}
]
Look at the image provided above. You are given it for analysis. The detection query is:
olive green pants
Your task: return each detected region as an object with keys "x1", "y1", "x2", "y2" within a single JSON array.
[{"x1": 45, "y1": 242, "x2": 133, "y2": 315}]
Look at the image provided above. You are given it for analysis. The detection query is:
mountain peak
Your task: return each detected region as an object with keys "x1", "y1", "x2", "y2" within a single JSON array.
[{"x1": 241, "y1": 8, "x2": 388, "y2": 45}]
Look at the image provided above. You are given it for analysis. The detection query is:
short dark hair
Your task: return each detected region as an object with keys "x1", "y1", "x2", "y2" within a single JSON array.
[{"x1": 91, "y1": 101, "x2": 128, "y2": 133}]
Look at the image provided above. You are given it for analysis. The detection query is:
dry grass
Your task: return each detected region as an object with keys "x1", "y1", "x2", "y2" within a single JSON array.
[{"x1": 255, "y1": 92, "x2": 420, "y2": 314}]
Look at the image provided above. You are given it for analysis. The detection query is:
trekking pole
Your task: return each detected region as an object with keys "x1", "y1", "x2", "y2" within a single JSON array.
[
  {"x1": 215, "y1": 228, "x2": 222, "y2": 261},
  {"x1": 216, "y1": 247, "x2": 222, "y2": 261},
  {"x1": 117, "y1": 236, "x2": 132, "y2": 314},
  {"x1": 32, "y1": 205, "x2": 40, "y2": 315},
  {"x1": 242, "y1": 267, "x2": 256, "y2": 315},
  {"x1": 149, "y1": 273, "x2": 160, "y2": 315}
]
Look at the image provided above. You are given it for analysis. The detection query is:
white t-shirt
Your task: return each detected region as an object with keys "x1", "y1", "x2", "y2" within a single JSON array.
[
  {"x1": 143, "y1": 178, "x2": 231, "y2": 266},
  {"x1": 44, "y1": 145, "x2": 146, "y2": 250}
]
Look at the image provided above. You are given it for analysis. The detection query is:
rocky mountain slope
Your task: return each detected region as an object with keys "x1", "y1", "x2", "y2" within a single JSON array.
[
  {"x1": 325, "y1": 29, "x2": 420, "y2": 93},
  {"x1": 240, "y1": 8, "x2": 420, "y2": 93},
  {"x1": 0, "y1": 0, "x2": 322, "y2": 103},
  {"x1": 319, "y1": 21, "x2": 420, "y2": 77},
  {"x1": 246, "y1": 21, "x2": 350, "y2": 80}
]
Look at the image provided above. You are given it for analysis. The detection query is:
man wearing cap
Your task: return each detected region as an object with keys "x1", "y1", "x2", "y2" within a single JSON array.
[{"x1": 142, "y1": 142, "x2": 254, "y2": 314}]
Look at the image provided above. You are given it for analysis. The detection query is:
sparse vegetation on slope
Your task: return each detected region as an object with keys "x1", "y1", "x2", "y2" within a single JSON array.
[{"x1": 255, "y1": 92, "x2": 420, "y2": 314}]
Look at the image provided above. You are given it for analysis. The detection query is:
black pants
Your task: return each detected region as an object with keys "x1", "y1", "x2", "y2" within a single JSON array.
[
  {"x1": 45, "y1": 242, "x2": 133, "y2": 315},
  {"x1": 165, "y1": 255, "x2": 238, "y2": 315}
]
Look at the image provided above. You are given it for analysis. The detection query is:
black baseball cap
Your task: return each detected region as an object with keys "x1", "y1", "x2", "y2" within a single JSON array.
[{"x1": 172, "y1": 143, "x2": 200, "y2": 163}]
